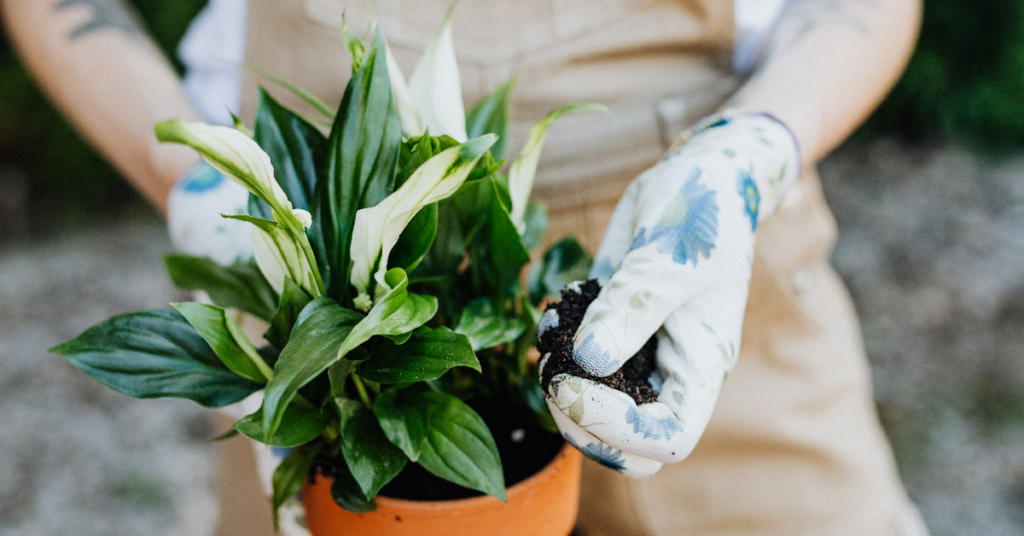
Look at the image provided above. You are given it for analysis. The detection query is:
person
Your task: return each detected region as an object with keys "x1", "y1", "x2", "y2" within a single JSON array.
[{"x1": 2, "y1": 0, "x2": 926, "y2": 534}]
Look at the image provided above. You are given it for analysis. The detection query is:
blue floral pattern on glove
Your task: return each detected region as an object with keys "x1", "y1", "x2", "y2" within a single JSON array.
[
  {"x1": 630, "y1": 169, "x2": 718, "y2": 267},
  {"x1": 737, "y1": 171, "x2": 760, "y2": 231},
  {"x1": 624, "y1": 407, "x2": 683, "y2": 441},
  {"x1": 573, "y1": 332, "x2": 617, "y2": 376},
  {"x1": 564, "y1": 433, "x2": 627, "y2": 472}
]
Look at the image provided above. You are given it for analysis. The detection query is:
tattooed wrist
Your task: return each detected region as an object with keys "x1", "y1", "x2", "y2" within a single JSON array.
[{"x1": 55, "y1": 0, "x2": 142, "y2": 41}]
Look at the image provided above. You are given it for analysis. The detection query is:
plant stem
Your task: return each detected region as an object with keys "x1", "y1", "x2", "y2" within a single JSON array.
[{"x1": 351, "y1": 373, "x2": 372, "y2": 408}]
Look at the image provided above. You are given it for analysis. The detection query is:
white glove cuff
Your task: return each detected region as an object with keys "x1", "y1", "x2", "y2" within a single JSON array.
[{"x1": 669, "y1": 110, "x2": 800, "y2": 228}]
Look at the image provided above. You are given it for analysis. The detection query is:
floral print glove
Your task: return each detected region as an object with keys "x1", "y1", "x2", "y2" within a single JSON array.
[
  {"x1": 167, "y1": 160, "x2": 253, "y2": 264},
  {"x1": 540, "y1": 112, "x2": 799, "y2": 478}
]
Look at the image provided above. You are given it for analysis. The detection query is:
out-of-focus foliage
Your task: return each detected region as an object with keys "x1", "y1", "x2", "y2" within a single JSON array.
[
  {"x1": 0, "y1": 1, "x2": 206, "y2": 237},
  {"x1": 864, "y1": 0, "x2": 1024, "y2": 151}
]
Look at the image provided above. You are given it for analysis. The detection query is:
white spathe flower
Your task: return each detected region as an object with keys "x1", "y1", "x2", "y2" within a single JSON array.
[
  {"x1": 384, "y1": 12, "x2": 466, "y2": 141},
  {"x1": 292, "y1": 208, "x2": 312, "y2": 229},
  {"x1": 349, "y1": 135, "x2": 496, "y2": 310}
]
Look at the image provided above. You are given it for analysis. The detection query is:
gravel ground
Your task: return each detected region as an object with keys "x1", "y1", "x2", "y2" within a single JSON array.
[
  {"x1": 0, "y1": 217, "x2": 217, "y2": 536},
  {"x1": 2, "y1": 139, "x2": 1024, "y2": 534}
]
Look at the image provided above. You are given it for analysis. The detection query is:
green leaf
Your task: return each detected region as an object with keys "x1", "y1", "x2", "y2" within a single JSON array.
[
  {"x1": 507, "y1": 103, "x2": 607, "y2": 231},
  {"x1": 340, "y1": 268, "x2": 438, "y2": 355},
  {"x1": 466, "y1": 75, "x2": 516, "y2": 161},
  {"x1": 338, "y1": 398, "x2": 407, "y2": 499},
  {"x1": 224, "y1": 215, "x2": 318, "y2": 297},
  {"x1": 388, "y1": 203, "x2": 437, "y2": 275},
  {"x1": 263, "y1": 278, "x2": 313, "y2": 349},
  {"x1": 373, "y1": 387, "x2": 429, "y2": 460},
  {"x1": 527, "y1": 236, "x2": 593, "y2": 303},
  {"x1": 454, "y1": 298, "x2": 529, "y2": 351},
  {"x1": 358, "y1": 326, "x2": 479, "y2": 383},
  {"x1": 262, "y1": 296, "x2": 363, "y2": 443},
  {"x1": 349, "y1": 135, "x2": 496, "y2": 307},
  {"x1": 241, "y1": 63, "x2": 336, "y2": 120},
  {"x1": 50, "y1": 310, "x2": 262, "y2": 408},
  {"x1": 320, "y1": 29, "x2": 403, "y2": 301},
  {"x1": 252, "y1": 87, "x2": 328, "y2": 214},
  {"x1": 480, "y1": 178, "x2": 531, "y2": 296},
  {"x1": 211, "y1": 428, "x2": 241, "y2": 442},
  {"x1": 162, "y1": 255, "x2": 278, "y2": 321},
  {"x1": 272, "y1": 446, "x2": 317, "y2": 529},
  {"x1": 520, "y1": 201, "x2": 548, "y2": 252},
  {"x1": 234, "y1": 398, "x2": 326, "y2": 447},
  {"x1": 341, "y1": 17, "x2": 365, "y2": 73},
  {"x1": 330, "y1": 460, "x2": 377, "y2": 513},
  {"x1": 376, "y1": 390, "x2": 504, "y2": 499},
  {"x1": 172, "y1": 302, "x2": 273, "y2": 383},
  {"x1": 521, "y1": 375, "x2": 559, "y2": 434}
]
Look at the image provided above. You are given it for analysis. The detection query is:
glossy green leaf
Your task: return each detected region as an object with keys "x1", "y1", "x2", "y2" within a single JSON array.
[
  {"x1": 466, "y1": 75, "x2": 515, "y2": 161},
  {"x1": 478, "y1": 178, "x2": 531, "y2": 296},
  {"x1": 263, "y1": 278, "x2": 313, "y2": 349},
  {"x1": 262, "y1": 297, "x2": 363, "y2": 442},
  {"x1": 252, "y1": 87, "x2": 328, "y2": 213},
  {"x1": 340, "y1": 268, "x2": 438, "y2": 355},
  {"x1": 376, "y1": 389, "x2": 504, "y2": 499},
  {"x1": 320, "y1": 29, "x2": 403, "y2": 300},
  {"x1": 507, "y1": 103, "x2": 606, "y2": 232},
  {"x1": 454, "y1": 298, "x2": 529, "y2": 351},
  {"x1": 330, "y1": 460, "x2": 377, "y2": 513},
  {"x1": 234, "y1": 398, "x2": 326, "y2": 447},
  {"x1": 373, "y1": 387, "x2": 429, "y2": 460},
  {"x1": 527, "y1": 236, "x2": 593, "y2": 303},
  {"x1": 50, "y1": 310, "x2": 262, "y2": 408},
  {"x1": 172, "y1": 302, "x2": 273, "y2": 383},
  {"x1": 349, "y1": 135, "x2": 496, "y2": 308},
  {"x1": 358, "y1": 326, "x2": 478, "y2": 383},
  {"x1": 272, "y1": 446, "x2": 317, "y2": 528},
  {"x1": 162, "y1": 254, "x2": 278, "y2": 321},
  {"x1": 338, "y1": 399, "x2": 407, "y2": 498}
]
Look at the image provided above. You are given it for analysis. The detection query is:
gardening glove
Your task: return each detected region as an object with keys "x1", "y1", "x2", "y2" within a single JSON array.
[
  {"x1": 167, "y1": 160, "x2": 253, "y2": 264},
  {"x1": 540, "y1": 111, "x2": 799, "y2": 478}
]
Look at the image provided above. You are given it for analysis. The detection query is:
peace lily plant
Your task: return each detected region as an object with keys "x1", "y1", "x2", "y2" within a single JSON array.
[{"x1": 52, "y1": 15, "x2": 601, "y2": 522}]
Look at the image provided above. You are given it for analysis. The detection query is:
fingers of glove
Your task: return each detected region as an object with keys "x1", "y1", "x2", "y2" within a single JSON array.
[
  {"x1": 572, "y1": 155, "x2": 760, "y2": 377},
  {"x1": 547, "y1": 373, "x2": 688, "y2": 464},
  {"x1": 167, "y1": 162, "x2": 253, "y2": 264},
  {"x1": 590, "y1": 180, "x2": 641, "y2": 282},
  {"x1": 545, "y1": 396, "x2": 664, "y2": 479},
  {"x1": 653, "y1": 290, "x2": 749, "y2": 455}
]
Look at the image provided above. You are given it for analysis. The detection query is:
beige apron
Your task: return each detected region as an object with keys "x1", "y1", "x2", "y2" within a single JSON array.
[{"x1": 235, "y1": 1, "x2": 929, "y2": 534}]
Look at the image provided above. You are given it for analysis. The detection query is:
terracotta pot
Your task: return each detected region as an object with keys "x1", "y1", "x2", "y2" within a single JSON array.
[{"x1": 302, "y1": 442, "x2": 583, "y2": 536}]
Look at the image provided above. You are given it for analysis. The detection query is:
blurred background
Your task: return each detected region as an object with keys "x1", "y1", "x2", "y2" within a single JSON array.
[{"x1": 3, "y1": 1, "x2": 1024, "y2": 534}]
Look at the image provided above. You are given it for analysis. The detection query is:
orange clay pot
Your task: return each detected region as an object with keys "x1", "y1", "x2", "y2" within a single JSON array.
[{"x1": 302, "y1": 442, "x2": 583, "y2": 536}]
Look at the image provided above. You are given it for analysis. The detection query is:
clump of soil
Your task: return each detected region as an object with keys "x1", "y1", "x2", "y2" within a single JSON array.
[{"x1": 538, "y1": 279, "x2": 659, "y2": 405}]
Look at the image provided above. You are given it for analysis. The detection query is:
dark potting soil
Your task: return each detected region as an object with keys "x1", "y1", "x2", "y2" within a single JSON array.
[
  {"x1": 538, "y1": 279, "x2": 659, "y2": 405},
  {"x1": 311, "y1": 397, "x2": 564, "y2": 503}
]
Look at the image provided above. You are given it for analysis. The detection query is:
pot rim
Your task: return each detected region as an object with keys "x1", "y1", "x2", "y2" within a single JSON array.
[{"x1": 365, "y1": 440, "x2": 578, "y2": 511}]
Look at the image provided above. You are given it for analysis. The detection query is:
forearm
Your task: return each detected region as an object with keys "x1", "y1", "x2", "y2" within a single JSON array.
[
  {"x1": 727, "y1": 0, "x2": 922, "y2": 167},
  {"x1": 1, "y1": 0, "x2": 202, "y2": 213}
]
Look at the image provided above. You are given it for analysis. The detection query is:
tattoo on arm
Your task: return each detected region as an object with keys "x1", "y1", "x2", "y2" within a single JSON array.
[
  {"x1": 777, "y1": 0, "x2": 881, "y2": 49},
  {"x1": 55, "y1": 0, "x2": 141, "y2": 40}
]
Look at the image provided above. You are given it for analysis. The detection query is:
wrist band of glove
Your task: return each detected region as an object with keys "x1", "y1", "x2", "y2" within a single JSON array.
[{"x1": 667, "y1": 109, "x2": 801, "y2": 229}]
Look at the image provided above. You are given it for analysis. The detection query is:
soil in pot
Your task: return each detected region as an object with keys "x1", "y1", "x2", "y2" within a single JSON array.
[
  {"x1": 310, "y1": 396, "x2": 564, "y2": 501},
  {"x1": 538, "y1": 279, "x2": 658, "y2": 405}
]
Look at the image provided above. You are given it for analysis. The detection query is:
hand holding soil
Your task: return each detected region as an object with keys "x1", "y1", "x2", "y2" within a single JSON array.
[{"x1": 538, "y1": 114, "x2": 800, "y2": 478}]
